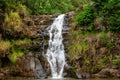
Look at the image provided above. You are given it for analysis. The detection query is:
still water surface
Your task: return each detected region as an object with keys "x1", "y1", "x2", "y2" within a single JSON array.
[{"x1": 4, "y1": 77, "x2": 120, "y2": 80}]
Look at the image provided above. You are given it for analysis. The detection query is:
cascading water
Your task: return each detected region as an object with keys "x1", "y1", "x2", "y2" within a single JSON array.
[{"x1": 46, "y1": 14, "x2": 66, "y2": 79}]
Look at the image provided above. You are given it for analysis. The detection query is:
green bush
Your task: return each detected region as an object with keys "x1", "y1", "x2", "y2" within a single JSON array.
[
  {"x1": 112, "y1": 56, "x2": 120, "y2": 69},
  {"x1": 0, "y1": 0, "x2": 6, "y2": 12},
  {"x1": 75, "y1": 6, "x2": 94, "y2": 26},
  {"x1": 92, "y1": 0, "x2": 120, "y2": 32},
  {"x1": 108, "y1": 14, "x2": 120, "y2": 32},
  {"x1": 21, "y1": 0, "x2": 74, "y2": 14},
  {"x1": 74, "y1": 5, "x2": 95, "y2": 32},
  {"x1": 9, "y1": 38, "x2": 31, "y2": 63},
  {"x1": 3, "y1": 11, "x2": 22, "y2": 35},
  {"x1": 9, "y1": 47, "x2": 23, "y2": 63}
]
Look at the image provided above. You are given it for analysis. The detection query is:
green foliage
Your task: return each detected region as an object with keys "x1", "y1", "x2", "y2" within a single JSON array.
[
  {"x1": 74, "y1": 5, "x2": 95, "y2": 32},
  {"x1": 108, "y1": 14, "x2": 120, "y2": 32},
  {"x1": 71, "y1": 0, "x2": 91, "y2": 7},
  {"x1": 97, "y1": 32, "x2": 108, "y2": 38},
  {"x1": 0, "y1": 39, "x2": 31, "y2": 64},
  {"x1": 92, "y1": 0, "x2": 120, "y2": 32},
  {"x1": 0, "y1": 0, "x2": 7, "y2": 12},
  {"x1": 97, "y1": 32, "x2": 115, "y2": 48},
  {"x1": 12, "y1": 38, "x2": 31, "y2": 53},
  {"x1": 9, "y1": 38, "x2": 31, "y2": 63},
  {"x1": 97, "y1": 32, "x2": 108, "y2": 46},
  {"x1": 71, "y1": 66, "x2": 77, "y2": 72},
  {"x1": 112, "y1": 56, "x2": 120, "y2": 69},
  {"x1": 3, "y1": 11, "x2": 22, "y2": 35},
  {"x1": 67, "y1": 30, "x2": 117, "y2": 73},
  {"x1": 9, "y1": 47, "x2": 23, "y2": 63},
  {"x1": 0, "y1": 0, "x2": 28, "y2": 15},
  {"x1": 67, "y1": 30, "x2": 88, "y2": 61},
  {"x1": 75, "y1": 6, "x2": 94, "y2": 26},
  {"x1": 21, "y1": 0, "x2": 74, "y2": 14},
  {"x1": 16, "y1": 3, "x2": 29, "y2": 18},
  {"x1": 12, "y1": 38, "x2": 31, "y2": 46},
  {"x1": 0, "y1": 0, "x2": 18, "y2": 13},
  {"x1": 72, "y1": 0, "x2": 120, "y2": 32}
]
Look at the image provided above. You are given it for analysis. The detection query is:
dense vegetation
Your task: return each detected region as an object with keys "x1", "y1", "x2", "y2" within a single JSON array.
[
  {"x1": 0, "y1": 0, "x2": 80, "y2": 14},
  {"x1": 74, "y1": 0, "x2": 120, "y2": 32},
  {"x1": 0, "y1": 0, "x2": 120, "y2": 78},
  {"x1": 67, "y1": 0, "x2": 120, "y2": 74}
]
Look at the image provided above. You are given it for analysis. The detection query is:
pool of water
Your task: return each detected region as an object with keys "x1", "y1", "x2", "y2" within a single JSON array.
[
  {"x1": 4, "y1": 77, "x2": 120, "y2": 80},
  {"x1": 43, "y1": 78, "x2": 119, "y2": 80}
]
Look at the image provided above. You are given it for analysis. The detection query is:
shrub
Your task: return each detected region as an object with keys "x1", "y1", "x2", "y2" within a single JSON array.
[
  {"x1": 2, "y1": 11, "x2": 23, "y2": 36},
  {"x1": 92, "y1": 0, "x2": 120, "y2": 32},
  {"x1": 21, "y1": 0, "x2": 74, "y2": 14},
  {"x1": 108, "y1": 15, "x2": 120, "y2": 32},
  {"x1": 9, "y1": 38, "x2": 31, "y2": 63},
  {"x1": 112, "y1": 56, "x2": 120, "y2": 69},
  {"x1": 16, "y1": 4, "x2": 29, "y2": 18},
  {"x1": 9, "y1": 48, "x2": 23, "y2": 63},
  {"x1": 71, "y1": 0, "x2": 92, "y2": 7},
  {"x1": 3, "y1": 11, "x2": 22, "y2": 34},
  {"x1": 75, "y1": 6, "x2": 95, "y2": 26},
  {"x1": 0, "y1": 0, "x2": 7, "y2": 12}
]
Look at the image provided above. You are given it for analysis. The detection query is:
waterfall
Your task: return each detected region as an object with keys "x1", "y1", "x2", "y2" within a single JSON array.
[{"x1": 46, "y1": 14, "x2": 66, "y2": 78}]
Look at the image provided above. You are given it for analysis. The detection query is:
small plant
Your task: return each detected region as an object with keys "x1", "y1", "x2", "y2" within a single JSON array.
[
  {"x1": 112, "y1": 56, "x2": 120, "y2": 69},
  {"x1": 16, "y1": 4, "x2": 29, "y2": 18},
  {"x1": 97, "y1": 32, "x2": 115, "y2": 48},
  {"x1": 9, "y1": 47, "x2": 23, "y2": 63},
  {"x1": 12, "y1": 38, "x2": 31, "y2": 46}
]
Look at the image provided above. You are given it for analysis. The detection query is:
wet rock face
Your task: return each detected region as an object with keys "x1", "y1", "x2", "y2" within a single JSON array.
[
  {"x1": 0, "y1": 14, "x2": 55, "y2": 79},
  {"x1": 31, "y1": 15, "x2": 53, "y2": 25},
  {"x1": 25, "y1": 14, "x2": 60, "y2": 39},
  {"x1": 13, "y1": 52, "x2": 47, "y2": 78},
  {"x1": 15, "y1": 53, "x2": 36, "y2": 77}
]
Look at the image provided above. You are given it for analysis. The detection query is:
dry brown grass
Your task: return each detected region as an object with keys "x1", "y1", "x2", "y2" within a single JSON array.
[{"x1": 0, "y1": 40, "x2": 11, "y2": 52}]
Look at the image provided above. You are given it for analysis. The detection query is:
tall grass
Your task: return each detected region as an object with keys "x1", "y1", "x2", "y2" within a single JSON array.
[{"x1": 3, "y1": 11, "x2": 23, "y2": 33}]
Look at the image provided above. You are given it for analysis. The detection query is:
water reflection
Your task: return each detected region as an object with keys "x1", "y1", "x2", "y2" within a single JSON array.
[
  {"x1": 42, "y1": 78, "x2": 119, "y2": 80},
  {"x1": 4, "y1": 77, "x2": 120, "y2": 80}
]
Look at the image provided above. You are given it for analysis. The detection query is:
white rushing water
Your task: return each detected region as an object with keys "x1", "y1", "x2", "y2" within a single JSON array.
[{"x1": 46, "y1": 14, "x2": 66, "y2": 79}]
